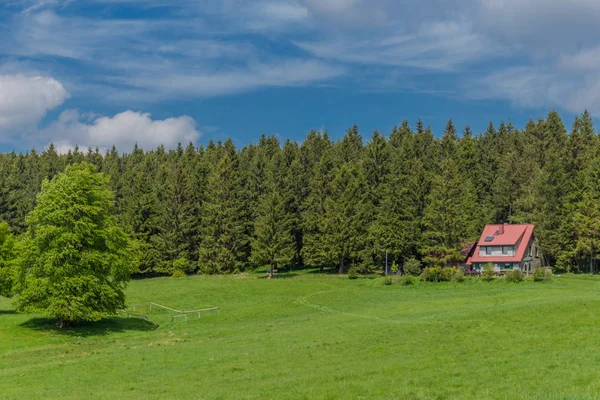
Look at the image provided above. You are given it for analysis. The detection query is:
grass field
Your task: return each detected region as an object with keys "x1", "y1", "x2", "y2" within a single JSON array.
[{"x1": 2, "y1": 272, "x2": 600, "y2": 399}]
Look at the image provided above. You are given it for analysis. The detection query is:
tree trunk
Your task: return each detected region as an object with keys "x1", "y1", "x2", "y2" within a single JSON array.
[
  {"x1": 268, "y1": 261, "x2": 274, "y2": 279},
  {"x1": 339, "y1": 258, "x2": 344, "y2": 275},
  {"x1": 290, "y1": 260, "x2": 294, "y2": 272}
]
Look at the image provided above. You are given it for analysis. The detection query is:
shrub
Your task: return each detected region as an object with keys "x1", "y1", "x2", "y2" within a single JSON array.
[
  {"x1": 383, "y1": 276, "x2": 394, "y2": 286},
  {"x1": 391, "y1": 261, "x2": 399, "y2": 275},
  {"x1": 481, "y1": 263, "x2": 495, "y2": 281},
  {"x1": 454, "y1": 267, "x2": 466, "y2": 283},
  {"x1": 348, "y1": 266, "x2": 359, "y2": 280},
  {"x1": 398, "y1": 275, "x2": 416, "y2": 286},
  {"x1": 421, "y1": 267, "x2": 454, "y2": 282},
  {"x1": 444, "y1": 267, "x2": 457, "y2": 281},
  {"x1": 172, "y1": 257, "x2": 190, "y2": 278},
  {"x1": 172, "y1": 269, "x2": 187, "y2": 278},
  {"x1": 533, "y1": 267, "x2": 552, "y2": 282},
  {"x1": 505, "y1": 269, "x2": 524, "y2": 283},
  {"x1": 403, "y1": 258, "x2": 422, "y2": 276}
]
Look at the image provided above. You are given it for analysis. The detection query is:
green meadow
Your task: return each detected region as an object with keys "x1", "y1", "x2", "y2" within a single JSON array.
[{"x1": 2, "y1": 272, "x2": 600, "y2": 399}]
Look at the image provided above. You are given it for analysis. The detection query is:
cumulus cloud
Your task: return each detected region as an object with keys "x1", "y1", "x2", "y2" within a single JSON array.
[
  {"x1": 0, "y1": 74, "x2": 69, "y2": 132},
  {"x1": 42, "y1": 110, "x2": 201, "y2": 152}
]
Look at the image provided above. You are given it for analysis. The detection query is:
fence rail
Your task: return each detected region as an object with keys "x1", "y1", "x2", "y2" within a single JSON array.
[{"x1": 124, "y1": 302, "x2": 220, "y2": 324}]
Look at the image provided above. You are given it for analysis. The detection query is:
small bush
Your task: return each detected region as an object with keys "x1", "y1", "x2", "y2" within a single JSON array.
[
  {"x1": 421, "y1": 267, "x2": 453, "y2": 282},
  {"x1": 398, "y1": 275, "x2": 416, "y2": 286},
  {"x1": 505, "y1": 269, "x2": 524, "y2": 283},
  {"x1": 533, "y1": 267, "x2": 552, "y2": 282},
  {"x1": 481, "y1": 263, "x2": 495, "y2": 281},
  {"x1": 391, "y1": 261, "x2": 399, "y2": 275},
  {"x1": 403, "y1": 258, "x2": 422, "y2": 276},
  {"x1": 348, "y1": 267, "x2": 359, "y2": 280},
  {"x1": 454, "y1": 267, "x2": 465, "y2": 283},
  {"x1": 172, "y1": 269, "x2": 187, "y2": 278},
  {"x1": 383, "y1": 276, "x2": 394, "y2": 286}
]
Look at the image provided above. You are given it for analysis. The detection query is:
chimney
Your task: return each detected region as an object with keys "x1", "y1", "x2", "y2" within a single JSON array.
[{"x1": 499, "y1": 224, "x2": 505, "y2": 235}]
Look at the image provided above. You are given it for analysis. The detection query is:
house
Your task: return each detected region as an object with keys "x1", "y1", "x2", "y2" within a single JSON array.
[{"x1": 466, "y1": 224, "x2": 541, "y2": 274}]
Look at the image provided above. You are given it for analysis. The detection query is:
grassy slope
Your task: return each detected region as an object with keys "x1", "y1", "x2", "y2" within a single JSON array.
[{"x1": 2, "y1": 273, "x2": 600, "y2": 399}]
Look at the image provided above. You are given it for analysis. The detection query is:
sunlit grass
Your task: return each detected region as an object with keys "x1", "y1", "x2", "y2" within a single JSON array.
[{"x1": 2, "y1": 272, "x2": 600, "y2": 399}]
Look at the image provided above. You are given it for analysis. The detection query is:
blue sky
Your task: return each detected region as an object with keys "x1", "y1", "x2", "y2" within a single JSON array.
[{"x1": 1, "y1": 0, "x2": 600, "y2": 152}]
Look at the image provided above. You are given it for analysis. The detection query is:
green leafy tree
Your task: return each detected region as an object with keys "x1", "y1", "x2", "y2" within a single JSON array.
[{"x1": 12, "y1": 163, "x2": 137, "y2": 327}]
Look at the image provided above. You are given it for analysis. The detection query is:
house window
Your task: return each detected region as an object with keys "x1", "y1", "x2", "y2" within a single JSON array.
[
  {"x1": 506, "y1": 264, "x2": 512, "y2": 270},
  {"x1": 486, "y1": 246, "x2": 492, "y2": 255},
  {"x1": 502, "y1": 246, "x2": 510, "y2": 255}
]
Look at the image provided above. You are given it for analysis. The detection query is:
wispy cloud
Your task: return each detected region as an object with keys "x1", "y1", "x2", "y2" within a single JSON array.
[{"x1": 3, "y1": 0, "x2": 600, "y2": 143}]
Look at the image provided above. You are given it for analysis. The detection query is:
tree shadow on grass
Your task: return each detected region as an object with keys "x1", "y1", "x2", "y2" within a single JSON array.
[
  {"x1": 307, "y1": 267, "x2": 342, "y2": 275},
  {"x1": 0, "y1": 309, "x2": 16, "y2": 315},
  {"x1": 20, "y1": 316, "x2": 158, "y2": 337}
]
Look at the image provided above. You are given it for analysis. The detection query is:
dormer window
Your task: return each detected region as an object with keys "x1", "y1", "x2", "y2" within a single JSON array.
[{"x1": 486, "y1": 246, "x2": 492, "y2": 255}]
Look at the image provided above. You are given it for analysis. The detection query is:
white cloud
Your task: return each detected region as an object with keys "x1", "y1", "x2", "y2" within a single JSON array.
[
  {"x1": 42, "y1": 110, "x2": 201, "y2": 152},
  {"x1": 469, "y1": 66, "x2": 600, "y2": 115},
  {"x1": 0, "y1": 74, "x2": 69, "y2": 132},
  {"x1": 120, "y1": 59, "x2": 344, "y2": 98},
  {"x1": 296, "y1": 20, "x2": 492, "y2": 70},
  {"x1": 6, "y1": 0, "x2": 600, "y2": 118}
]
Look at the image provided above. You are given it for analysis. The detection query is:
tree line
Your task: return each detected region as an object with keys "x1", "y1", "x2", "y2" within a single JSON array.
[{"x1": 0, "y1": 109, "x2": 599, "y2": 276}]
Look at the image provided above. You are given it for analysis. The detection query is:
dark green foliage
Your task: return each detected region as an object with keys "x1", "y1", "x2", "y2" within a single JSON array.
[
  {"x1": 250, "y1": 154, "x2": 296, "y2": 278},
  {"x1": 12, "y1": 164, "x2": 136, "y2": 326},
  {"x1": 198, "y1": 140, "x2": 249, "y2": 274},
  {"x1": 505, "y1": 270, "x2": 524, "y2": 283},
  {"x1": 421, "y1": 158, "x2": 477, "y2": 266},
  {"x1": 0, "y1": 110, "x2": 598, "y2": 277}
]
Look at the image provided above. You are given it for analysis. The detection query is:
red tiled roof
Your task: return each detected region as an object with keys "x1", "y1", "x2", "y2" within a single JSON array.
[
  {"x1": 460, "y1": 242, "x2": 477, "y2": 258},
  {"x1": 466, "y1": 224, "x2": 534, "y2": 265}
]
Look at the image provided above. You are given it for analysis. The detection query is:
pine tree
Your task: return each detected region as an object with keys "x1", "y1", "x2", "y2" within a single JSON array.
[
  {"x1": 250, "y1": 154, "x2": 295, "y2": 278},
  {"x1": 320, "y1": 163, "x2": 367, "y2": 273},
  {"x1": 198, "y1": 140, "x2": 248, "y2": 274},
  {"x1": 421, "y1": 158, "x2": 477, "y2": 266}
]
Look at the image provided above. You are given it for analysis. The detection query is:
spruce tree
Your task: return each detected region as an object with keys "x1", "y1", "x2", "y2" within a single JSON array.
[
  {"x1": 198, "y1": 140, "x2": 248, "y2": 274},
  {"x1": 421, "y1": 158, "x2": 477, "y2": 266},
  {"x1": 250, "y1": 154, "x2": 295, "y2": 278},
  {"x1": 320, "y1": 163, "x2": 367, "y2": 273}
]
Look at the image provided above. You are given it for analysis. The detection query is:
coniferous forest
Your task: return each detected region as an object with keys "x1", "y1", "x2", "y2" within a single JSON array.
[{"x1": 1, "y1": 110, "x2": 599, "y2": 276}]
